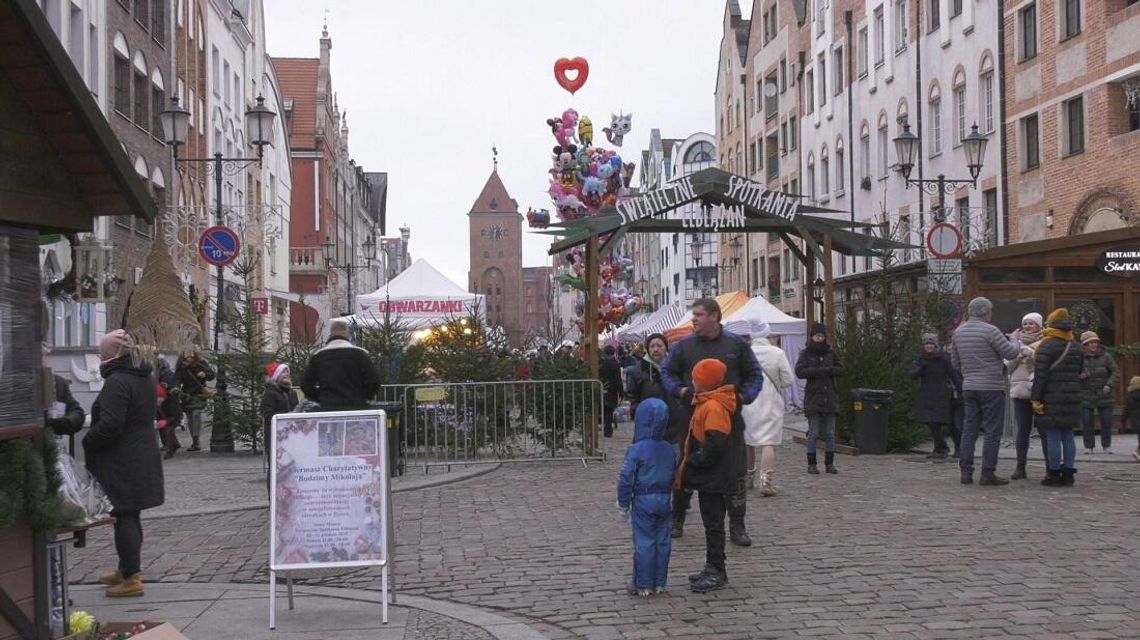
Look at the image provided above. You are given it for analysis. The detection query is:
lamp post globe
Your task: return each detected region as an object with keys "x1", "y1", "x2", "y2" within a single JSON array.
[
  {"x1": 160, "y1": 97, "x2": 191, "y2": 152},
  {"x1": 244, "y1": 95, "x2": 276, "y2": 158},
  {"x1": 892, "y1": 123, "x2": 919, "y2": 180},
  {"x1": 962, "y1": 123, "x2": 989, "y2": 181}
]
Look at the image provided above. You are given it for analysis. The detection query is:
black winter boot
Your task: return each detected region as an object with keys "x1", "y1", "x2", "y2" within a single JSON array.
[
  {"x1": 824, "y1": 452, "x2": 838, "y2": 474},
  {"x1": 1040, "y1": 469, "x2": 1064, "y2": 487},
  {"x1": 671, "y1": 511, "x2": 685, "y2": 539},
  {"x1": 807, "y1": 452, "x2": 819, "y2": 475},
  {"x1": 729, "y1": 522, "x2": 752, "y2": 547},
  {"x1": 690, "y1": 566, "x2": 729, "y2": 593},
  {"x1": 1060, "y1": 467, "x2": 1076, "y2": 487},
  {"x1": 688, "y1": 564, "x2": 717, "y2": 584},
  {"x1": 1011, "y1": 464, "x2": 1027, "y2": 480},
  {"x1": 188, "y1": 437, "x2": 201, "y2": 452}
]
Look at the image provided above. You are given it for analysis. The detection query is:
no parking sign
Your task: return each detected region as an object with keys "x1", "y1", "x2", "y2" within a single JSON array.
[{"x1": 199, "y1": 226, "x2": 240, "y2": 266}]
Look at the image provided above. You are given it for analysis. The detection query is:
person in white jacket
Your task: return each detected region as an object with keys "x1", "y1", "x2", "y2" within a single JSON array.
[
  {"x1": 1005, "y1": 312, "x2": 1046, "y2": 480},
  {"x1": 742, "y1": 320, "x2": 796, "y2": 496}
]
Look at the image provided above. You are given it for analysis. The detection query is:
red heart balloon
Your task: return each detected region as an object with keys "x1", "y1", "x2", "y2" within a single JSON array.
[{"x1": 553, "y1": 57, "x2": 589, "y2": 95}]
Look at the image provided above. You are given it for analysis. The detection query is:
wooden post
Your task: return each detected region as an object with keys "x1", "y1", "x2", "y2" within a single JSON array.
[
  {"x1": 824, "y1": 234, "x2": 835, "y2": 335},
  {"x1": 584, "y1": 233, "x2": 600, "y2": 455},
  {"x1": 804, "y1": 248, "x2": 816, "y2": 331}
]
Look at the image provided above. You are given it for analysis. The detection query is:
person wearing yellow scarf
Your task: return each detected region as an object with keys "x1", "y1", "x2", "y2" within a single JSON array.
[{"x1": 1029, "y1": 308, "x2": 1083, "y2": 486}]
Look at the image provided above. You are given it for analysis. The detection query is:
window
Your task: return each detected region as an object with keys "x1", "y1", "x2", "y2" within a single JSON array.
[
  {"x1": 874, "y1": 7, "x2": 885, "y2": 65},
  {"x1": 818, "y1": 54, "x2": 827, "y2": 106},
  {"x1": 898, "y1": 215, "x2": 911, "y2": 262},
  {"x1": 113, "y1": 53, "x2": 130, "y2": 114},
  {"x1": 765, "y1": 72, "x2": 778, "y2": 118},
  {"x1": 878, "y1": 122, "x2": 889, "y2": 177},
  {"x1": 780, "y1": 122, "x2": 788, "y2": 155},
  {"x1": 980, "y1": 72, "x2": 995, "y2": 133},
  {"x1": 133, "y1": 69, "x2": 147, "y2": 126},
  {"x1": 835, "y1": 146, "x2": 845, "y2": 194},
  {"x1": 1129, "y1": 86, "x2": 1140, "y2": 132},
  {"x1": 821, "y1": 152, "x2": 830, "y2": 195},
  {"x1": 211, "y1": 47, "x2": 219, "y2": 95},
  {"x1": 779, "y1": 58, "x2": 788, "y2": 93},
  {"x1": 1061, "y1": 0, "x2": 1081, "y2": 40},
  {"x1": 807, "y1": 157, "x2": 816, "y2": 200},
  {"x1": 1022, "y1": 113, "x2": 1040, "y2": 169},
  {"x1": 1063, "y1": 95, "x2": 1084, "y2": 156},
  {"x1": 151, "y1": 0, "x2": 165, "y2": 44},
  {"x1": 67, "y1": 7, "x2": 84, "y2": 76},
  {"x1": 894, "y1": 0, "x2": 908, "y2": 53},
  {"x1": 833, "y1": 46, "x2": 844, "y2": 95},
  {"x1": 223, "y1": 60, "x2": 231, "y2": 106},
  {"x1": 983, "y1": 189, "x2": 998, "y2": 245},
  {"x1": 929, "y1": 0, "x2": 941, "y2": 32},
  {"x1": 858, "y1": 27, "x2": 869, "y2": 77},
  {"x1": 952, "y1": 0, "x2": 963, "y2": 17},
  {"x1": 788, "y1": 116, "x2": 797, "y2": 150},
  {"x1": 929, "y1": 98, "x2": 942, "y2": 156},
  {"x1": 1019, "y1": 4, "x2": 1037, "y2": 61},
  {"x1": 953, "y1": 84, "x2": 966, "y2": 144},
  {"x1": 957, "y1": 197, "x2": 971, "y2": 245},
  {"x1": 151, "y1": 84, "x2": 163, "y2": 136},
  {"x1": 755, "y1": 80, "x2": 763, "y2": 113},
  {"x1": 806, "y1": 70, "x2": 815, "y2": 113},
  {"x1": 860, "y1": 130, "x2": 871, "y2": 180},
  {"x1": 133, "y1": 0, "x2": 149, "y2": 30},
  {"x1": 817, "y1": 0, "x2": 826, "y2": 36}
]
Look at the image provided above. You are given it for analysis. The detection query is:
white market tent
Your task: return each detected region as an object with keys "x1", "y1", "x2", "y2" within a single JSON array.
[
  {"x1": 343, "y1": 258, "x2": 483, "y2": 330},
  {"x1": 723, "y1": 295, "x2": 807, "y2": 411},
  {"x1": 615, "y1": 302, "x2": 685, "y2": 344}
]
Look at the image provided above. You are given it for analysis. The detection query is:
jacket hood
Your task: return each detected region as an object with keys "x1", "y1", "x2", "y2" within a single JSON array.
[
  {"x1": 694, "y1": 384, "x2": 737, "y2": 414},
  {"x1": 632, "y1": 397, "x2": 669, "y2": 443},
  {"x1": 100, "y1": 356, "x2": 153, "y2": 379}
]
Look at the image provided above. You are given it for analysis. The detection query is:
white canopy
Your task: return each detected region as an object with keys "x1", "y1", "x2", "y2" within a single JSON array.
[
  {"x1": 617, "y1": 302, "x2": 685, "y2": 343},
  {"x1": 348, "y1": 258, "x2": 483, "y2": 329},
  {"x1": 722, "y1": 295, "x2": 806, "y2": 336}
]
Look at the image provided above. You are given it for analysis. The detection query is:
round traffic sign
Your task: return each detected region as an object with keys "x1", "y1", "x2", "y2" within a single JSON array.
[
  {"x1": 926, "y1": 223, "x2": 962, "y2": 259},
  {"x1": 199, "y1": 225, "x2": 241, "y2": 267}
]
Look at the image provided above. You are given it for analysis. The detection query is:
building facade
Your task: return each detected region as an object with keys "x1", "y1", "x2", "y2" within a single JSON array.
[
  {"x1": 467, "y1": 169, "x2": 524, "y2": 347},
  {"x1": 520, "y1": 266, "x2": 554, "y2": 346}
]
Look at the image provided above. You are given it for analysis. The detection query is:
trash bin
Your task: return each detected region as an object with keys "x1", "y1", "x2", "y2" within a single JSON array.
[
  {"x1": 371, "y1": 401, "x2": 405, "y2": 477},
  {"x1": 851, "y1": 388, "x2": 894, "y2": 454}
]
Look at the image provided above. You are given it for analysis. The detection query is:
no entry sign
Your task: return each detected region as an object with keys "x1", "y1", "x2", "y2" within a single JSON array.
[
  {"x1": 199, "y1": 225, "x2": 240, "y2": 267},
  {"x1": 926, "y1": 223, "x2": 962, "y2": 259}
]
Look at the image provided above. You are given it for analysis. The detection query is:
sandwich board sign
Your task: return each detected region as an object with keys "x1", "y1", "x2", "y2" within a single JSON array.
[{"x1": 268, "y1": 409, "x2": 394, "y2": 627}]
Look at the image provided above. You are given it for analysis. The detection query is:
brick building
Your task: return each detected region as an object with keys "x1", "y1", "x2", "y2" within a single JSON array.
[
  {"x1": 520, "y1": 266, "x2": 554, "y2": 345},
  {"x1": 468, "y1": 168, "x2": 524, "y2": 347}
]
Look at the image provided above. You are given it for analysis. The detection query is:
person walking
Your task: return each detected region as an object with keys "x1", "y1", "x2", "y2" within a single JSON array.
[
  {"x1": 910, "y1": 333, "x2": 962, "y2": 459},
  {"x1": 626, "y1": 333, "x2": 689, "y2": 537},
  {"x1": 300, "y1": 320, "x2": 381, "y2": 411},
  {"x1": 1006, "y1": 312, "x2": 1046, "y2": 479},
  {"x1": 83, "y1": 330, "x2": 164, "y2": 597},
  {"x1": 795, "y1": 323, "x2": 844, "y2": 475},
  {"x1": 741, "y1": 321, "x2": 795, "y2": 495},
  {"x1": 175, "y1": 350, "x2": 214, "y2": 451},
  {"x1": 1125, "y1": 376, "x2": 1140, "y2": 461},
  {"x1": 950, "y1": 297, "x2": 1021, "y2": 486},
  {"x1": 661, "y1": 298, "x2": 763, "y2": 550},
  {"x1": 1078, "y1": 331, "x2": 1119, "y2": 455},
  {"x1": 1031, "y1": 309, "x2": 1083, "y2": 486},
  {"x1": 599, "y1": 345, "x2": 625, "y2": 438}
]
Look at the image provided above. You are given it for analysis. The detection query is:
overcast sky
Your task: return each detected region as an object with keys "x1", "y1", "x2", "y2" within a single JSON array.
[{"x1": 264, "y1": 1, "x2": 750, "y2": 288}]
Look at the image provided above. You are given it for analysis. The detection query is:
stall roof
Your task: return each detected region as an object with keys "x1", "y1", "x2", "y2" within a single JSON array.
[{"x1": 0, "y1": 0, "x2": 157, "y2": 229}]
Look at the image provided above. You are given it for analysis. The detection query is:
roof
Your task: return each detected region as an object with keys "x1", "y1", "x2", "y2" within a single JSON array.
[
  {"x1": 353, "y1": 258, "x2": 482, "y2": 322},
  {"x1": 469, "y1": 169, "x2": 519, "y2": 215},
  {"x1": 272, "y1": 57, "x2": 319, "y2": 148},
  {"x1": 965, "y1": 225, "x2": 1140, "y2": 265},
  {"x1": 0, "y1": 0, "x2": 156, "y2": 229}
]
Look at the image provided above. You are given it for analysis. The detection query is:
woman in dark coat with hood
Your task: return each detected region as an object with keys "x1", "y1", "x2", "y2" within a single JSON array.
[
  {"x1": 910, "y1": 333, "x2": 962, "y2": 458},
  {"x1": 82, "y1": 330, "x2": 164, "y2": 597},
  {"x1": 626, "y1": 333, "x2": 690, "y2": 538},
  {"x1": 1030, "y1": 308, "x2": 1083, "y2": 487}
]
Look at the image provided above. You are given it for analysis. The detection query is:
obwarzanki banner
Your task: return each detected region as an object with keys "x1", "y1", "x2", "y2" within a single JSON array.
[
  {"x1": 270, "y1": 411, "x2": 389, "y2": 569},
  {"x1": 357, "y1": 298, "x2": 466, "y2": 316}
]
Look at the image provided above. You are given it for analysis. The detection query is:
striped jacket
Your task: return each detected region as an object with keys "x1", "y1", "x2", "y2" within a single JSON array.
[{"x1": 950, "y1": 318, "x2": 1020, "y2": 391}]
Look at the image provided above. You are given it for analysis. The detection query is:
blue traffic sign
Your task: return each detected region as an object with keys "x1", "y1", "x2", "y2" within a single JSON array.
[{"x1": 199, "y1": 225, "x2": 241, "y2": 267}]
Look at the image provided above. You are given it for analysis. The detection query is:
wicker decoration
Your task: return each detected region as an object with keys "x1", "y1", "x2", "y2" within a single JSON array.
[{"x1": 124, "y1": 233, "x2": 202, "y2": 350}]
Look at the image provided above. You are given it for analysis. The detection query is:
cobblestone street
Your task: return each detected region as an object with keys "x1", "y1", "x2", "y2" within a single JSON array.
[{"x1": 69, "y1": 431, "x2": 1140, "y2": 639}]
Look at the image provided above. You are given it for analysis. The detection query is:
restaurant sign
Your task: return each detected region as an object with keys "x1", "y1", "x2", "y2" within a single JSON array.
[{"x1": 1096, "y1": 247, "x2": 1140, "y2": 277}]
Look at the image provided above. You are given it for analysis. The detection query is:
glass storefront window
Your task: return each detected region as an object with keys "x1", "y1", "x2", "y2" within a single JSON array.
[
  {"x1": 979, "y1": 268, "x2": 1047, "y2": 284},
  {"x1": 1053, "y1": 267, "x2": 1121, "y2": 284},
  {"x1": 989, "y1": 297, "x2": 1046, "y2": 333}
]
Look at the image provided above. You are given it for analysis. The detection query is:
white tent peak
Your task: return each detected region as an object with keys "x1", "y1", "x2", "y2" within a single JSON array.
[{"x1": 360, "y1": 258, "x2": 472, "y2": 301}]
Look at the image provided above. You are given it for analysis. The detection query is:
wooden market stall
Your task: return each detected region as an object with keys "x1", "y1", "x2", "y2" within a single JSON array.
[{"x1": 0, "y1": 1, "x2": 157, "y2": 638}]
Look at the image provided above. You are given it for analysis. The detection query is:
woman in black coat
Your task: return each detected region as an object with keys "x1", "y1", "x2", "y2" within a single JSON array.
[
  {"x1": 795, "y1": 323, "x2": 844, "y2": 474},
  {"x1": 910, "y1": 333, "x2": 962, "y2": 458},
  {"x1": 1030, "y1": 308, "x2": 1083, "y2": 487},
  {"x1": 82, "y1": 330, "x2": 164, "y2": 597}
]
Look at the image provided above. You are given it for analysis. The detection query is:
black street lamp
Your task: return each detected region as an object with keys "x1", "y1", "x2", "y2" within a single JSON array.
[
  {"x1": 811, "y1": 276, "x2": 825, "y2": 319},
  {"x1": 323, "y1": 231, "x2": 377, "y2": 315},
  {"x1": 893, "y1": 122, "x2": 989, "y2": 222},
  {"x1": 162, "y1": 95, "x2": 276, "y2": 453}
]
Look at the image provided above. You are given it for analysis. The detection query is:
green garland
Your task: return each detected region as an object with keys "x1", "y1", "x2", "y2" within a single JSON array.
[{"x1": 0, "y1": 434, "x2": 63, "y2": 531}]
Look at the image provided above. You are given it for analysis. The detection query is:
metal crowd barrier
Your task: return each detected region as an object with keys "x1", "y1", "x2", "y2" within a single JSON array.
[{"x1": 376, "y1": 379, "x2": 605, "y2": 471}]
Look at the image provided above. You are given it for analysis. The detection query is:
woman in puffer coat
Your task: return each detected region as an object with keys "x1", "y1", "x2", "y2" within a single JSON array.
[
  {"x1": 1030, "y1": 309, "x2": 1084, "y2": 487},
  {"x1": 741, "y1": 320, "x2": 795, "y2": 496},
  {"x1": 1005, "y1": 312, "x2": 1046, "y2": 479},
  {"x1": 1078, "y1": 331, "x2": 1119, "y2": 454}
]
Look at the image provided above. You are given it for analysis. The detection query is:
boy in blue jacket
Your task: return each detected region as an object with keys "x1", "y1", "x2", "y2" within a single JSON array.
[{"x1": 617, "y1": 398, "x2": 676, "y2": 595}]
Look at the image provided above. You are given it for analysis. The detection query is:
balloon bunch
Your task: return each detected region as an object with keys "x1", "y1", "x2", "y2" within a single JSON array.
[
  {"x1": 556, "y1": 246, "x2": 643, "y2": 332},
  {"x1": 542, "y1": 108, "x2": 636, "y2": 225}
]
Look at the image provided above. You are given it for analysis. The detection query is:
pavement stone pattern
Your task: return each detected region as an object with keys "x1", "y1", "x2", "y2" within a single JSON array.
[
  {"x1": 68, "y1": 418, "x2": 1140, "y2": 639},
  {"x1": 403, "y1": 607, "x2": 495, "y2": 640}
]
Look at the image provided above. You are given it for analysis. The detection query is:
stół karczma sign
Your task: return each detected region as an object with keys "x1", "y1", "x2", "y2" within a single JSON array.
[{"x1": 1096, "y1": 246, "x2": 1140, "y2": 277}]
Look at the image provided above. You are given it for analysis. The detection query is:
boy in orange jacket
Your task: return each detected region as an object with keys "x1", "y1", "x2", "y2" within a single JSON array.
[{"x1": 675, "y1": 358, "x2": 737, "y2": 593}]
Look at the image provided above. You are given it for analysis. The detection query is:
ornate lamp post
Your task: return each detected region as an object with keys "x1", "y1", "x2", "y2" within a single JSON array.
[
  {"x1": 322, "y1": 231, "x2": 377, "y2": 316},
  {"x1": 812, "y1": 276, "x2": 825, "y2": 319},
  {"x1": 893, "y1": 122, "x2": 989, "y2": 222},
  {"x1": 161, "y1": 95, "x2": 277, "y2": 452}
]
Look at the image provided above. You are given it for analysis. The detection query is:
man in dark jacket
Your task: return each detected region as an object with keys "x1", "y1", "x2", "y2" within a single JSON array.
[
  {"x1": 83, "y1": 330, "x2": 164, "y2": 598},
  {"x1": 661, "y1": 298, "x2": 763, "y2": 555},
  {"x1": 300, "y1": 321, "x2": 382, "y2": 411},
  {"x1": 599, "y1": 345, "x2": 624, "y2": 437}
]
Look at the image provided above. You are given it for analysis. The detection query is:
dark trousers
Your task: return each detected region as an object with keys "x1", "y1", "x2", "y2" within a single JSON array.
[
  {"x1": 960, "y1": 390, "x2": 1006, "y2": 474},
  {"x1": 112, "y1": 510, "x2": 143, "y2": 577},
  {"x1": 1081, "y1": 406, "x2": 1114, "y2": 449},
  {"x1": 727, "y1": 476, "x2": 746, "y2": 528},
  {"x1": 1012, "y1": 398, "x2": 1047, "y2": 465},
  {"x1": 928, "y1": 422, "x2": 960, "y2": 453},
  {"x1": 603, "y1": 400, "x2": 618, "y2": 437},
  {"x1": 672, "y1": 487, "x2": 692, "y2": 515},
  {"x1": 697, "y1": 491, "x2": 729, "y2": 571}
]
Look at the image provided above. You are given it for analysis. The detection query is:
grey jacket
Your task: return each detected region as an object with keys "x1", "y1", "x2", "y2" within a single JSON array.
[{"x1": 951, "y1": 318, "x2": 1020, "y2": 391}]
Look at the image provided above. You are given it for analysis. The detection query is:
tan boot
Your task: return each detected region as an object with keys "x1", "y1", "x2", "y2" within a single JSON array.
[
  {"x1": 99, "y1": 569, "x2": 123, "y2": 586},
  {"x1": 759, "y1": 470, "x2": 777, "y2": 497},
  {"x1": 106, "y1": 573, "x2": 144, "y2": 597}
]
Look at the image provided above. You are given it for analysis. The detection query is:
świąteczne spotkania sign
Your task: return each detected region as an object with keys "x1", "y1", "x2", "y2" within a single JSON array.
[{"x1": 615, "y1": 174, "x2": 800, "y2": 225}]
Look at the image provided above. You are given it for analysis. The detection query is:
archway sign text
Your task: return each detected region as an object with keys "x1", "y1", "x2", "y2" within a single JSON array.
[{"x1": 615, "y1": 175, "x2": 800, "y2": 225}]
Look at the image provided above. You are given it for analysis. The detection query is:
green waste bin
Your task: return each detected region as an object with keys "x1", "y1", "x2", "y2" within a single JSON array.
[{"x1": 851, "y1": 388, "x2": 894, "y2": 454}]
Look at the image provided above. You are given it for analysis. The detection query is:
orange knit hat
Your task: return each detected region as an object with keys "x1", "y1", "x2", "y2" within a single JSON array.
[{"x1": 692, "y1": 358, "x2": 727, "y2": 390}]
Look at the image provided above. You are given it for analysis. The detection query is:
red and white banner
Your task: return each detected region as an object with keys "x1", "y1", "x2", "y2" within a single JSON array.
[{"x1": 356, "y1": 298, "x2": 469, "y2": 317}]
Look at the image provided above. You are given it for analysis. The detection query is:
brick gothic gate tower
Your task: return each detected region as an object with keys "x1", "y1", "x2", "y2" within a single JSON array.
[{"x1": 468, "y1": 168, "x2": 523, "y2": 347}]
